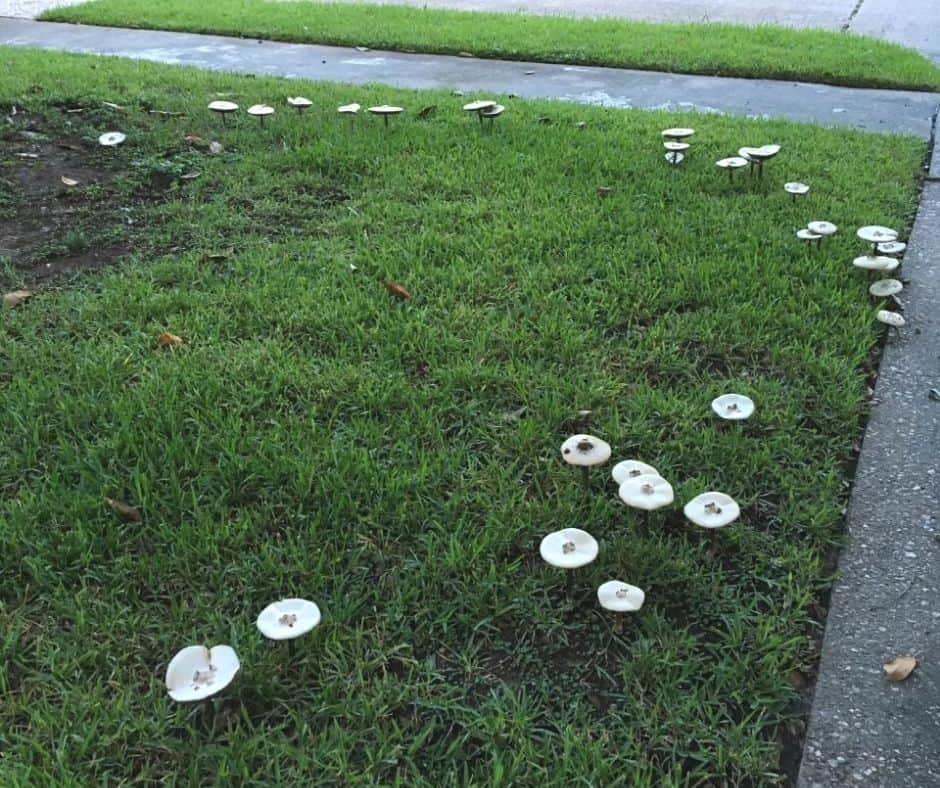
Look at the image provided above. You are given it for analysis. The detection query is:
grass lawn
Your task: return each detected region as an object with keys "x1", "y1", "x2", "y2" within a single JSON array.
[
  {"x1": 42, "y1": 0, "x2": 940, "y2": 92},
  {"x1": 0, "y1": 48, "x2": 925, "y2": 784}
]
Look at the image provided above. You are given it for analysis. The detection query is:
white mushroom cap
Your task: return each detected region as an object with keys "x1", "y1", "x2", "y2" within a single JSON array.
[
  {"x1": 877, "y1": 310, "x2": 905, "y2": 327},
  {"x1": 463, "y1": 100, "x2": 496, "y2": 112},
  {"x1": 597, "y1": 581, "x2": 645, "y2": 613},
  {"x1": 807, "y1": 221, "x2": 837, "y2": 236},
  {"x1": 257, "y1": 598, "x2": 321, "y2": 641},
  {"x1": 247, "y1": 104, "x2": 275, "y2": 117},
  {"x1": 711, "y1": 393, "x2": 755, "y2": 420},
  {"x1": 665, "y1": 152, "x2": 685, "y2": 165},
  {"x1": 368, "y1": 105, "x2": 404, "y2": 115},
  {"x1": 857, "y1": 225, "x2": 898, "y2": 244},
  {"x1": 481, "y1": 105, "x2": 505, "y2": 118},
  {"x1": 560, "y1": 434, "x2": 612, "y2": 467},
  {"x1": 684, "y1": 492, "x2": 740, "y2": 529},
  {"x1": 661, "y1": 127, "x2": 694, "y2": 140},
  {"x1": 98, "y1": 131, "x2": 126, "y2": 147},
  {"x1": 716, "y1": 157, "x2": 749, "y2": 170},
  {"x1": 784, "y1": 182, "x2": 809, "y2": 195},
  {"x1": 208, "y1": 100, "x2": 239, "y2": 113},
  {"x1": 852, "y1": 255, "x2": 899, "y2": 272},
  {"x1": 618, "y1": 474, "x2": 674, "y2": 511},
  {"x1": 287, "y1": 96, "x2": 312, "y2": 108},
  {"x1": 876, "y1": 241, "x2": 906, "y2": 256},
  {"x1": 165, "y1": 645, "x2": 240, "y2": 702},
  {"x1": 869, "y1": 279, "x2": 903, "y2": 297},
  {"x1": 338, "y1": 103, "x2": 361, "y2": 114},
  {"x1": 663, "y1": 141, "x2": 690, "y2": 151},
  {"x1": 611, "y1": 460, "x2": 659, "y2": 485},
  {"x1": 738, "y1": 144, "x2": 780, "y2": 161},
  {"x1": 796, "y1": 229, "x2": 822, "y2": 241},
  {"x1": 539, "y1": 528, "x2": 599, "y2": 569}
]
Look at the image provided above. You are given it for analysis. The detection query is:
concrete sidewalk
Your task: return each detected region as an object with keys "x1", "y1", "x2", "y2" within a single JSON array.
[{"x1": 0, "y1": 18, "x2": 937, "y2": 139}]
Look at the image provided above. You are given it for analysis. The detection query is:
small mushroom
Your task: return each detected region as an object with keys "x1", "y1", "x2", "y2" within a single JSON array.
[
  {"x1": 463, "y1": 99, "x2": 497, "y2": 125},
  {"x1": 738, "y1": 145, "x2": 780, "y2": 178},
  {"x1": 784, "y1": 182, "x2": 809, "y2": 202},
  {"x1": 561, "y1": 434, "x2": 611, "y2": 488},
  {"x1": 683, "y1": 492, "x2": 740, "y2": 529},
  {"x1": 869, "y1": 279, "x2": 903, "y2": 297},
  {"x1": 853, "y1": 255, "x2": 899, "y2": 272},
  {"x1": 711, "y1": 393, "x2": 754, "y2": 420},
  {"x1": 287, "y1": 96, "x2": 313, "y2": 114},
  {"x1": 338, "y1": 103, "x2": 361, "y2": 115},
  {"x1": 247, "y1": 104, "x2": 275, "y2": 125},
  {"x1": 796, "y1": 228, "x2": 823, "y2": 248},
  {"x1": 663, "y1": 141, "x2": 689, "y2": 166},
  {"x1": 480, "y1": 104, "x2": 504, "y2": 127},
  {"x1": 807, "y1": 220, "x2": 837, "y2": 239},
  {"x1": 597, "y1": 580, "x2": 645, "y2": 634},
  {"x1": 877, "y1": 310, "x2": 905, "y2": 328},
  {"x1": 857, "y1": 225, "x2": 898, "y2": 245},
  {"x1": 876, "y1": 241, "x2": 906, "y2": 256},
  {"x1": 611, "y1": 460, "x2": 659, "y2": 485},
  {"x1": 98, "y1": 131, "x2": 126, "y2": 147},
  {"x1": 540, "y1": 528, "x2": 599, "y2": 571},
  {"x1": 208, "y1": 100, "x2": 239, "y2": 125},
  {"x1": 661, "y1": 127, "x2": 694, "y2": 141},
  {"x1": 716, "y1": 157, "x2": 749, "y2": 181},
  {"x1": 618, "y1": 473, "x2": 674, "y2": 511},
  {"x1": 258, "y1": 598, "x2": 321, "y2": 655},
  {"x1": 368, "y1": 105, "x2": 404, "y2": 128},
  {"x1": 165, "y1": 645, "x2": 240, "y2": 702}
]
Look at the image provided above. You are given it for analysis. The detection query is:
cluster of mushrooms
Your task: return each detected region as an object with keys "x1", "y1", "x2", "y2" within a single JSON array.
[
  {"x1": 661, "y1": 127, "x2": 694, "y2": 165},
  {"x1": 715, "y1": 144, "x2": 780, "y2": 180},
  {"x1": 165, "y1": 598, "x2": 321, "y2": 702},
  {"x1": 543, "y1": 393, "x2": 753, "y2": 632}
]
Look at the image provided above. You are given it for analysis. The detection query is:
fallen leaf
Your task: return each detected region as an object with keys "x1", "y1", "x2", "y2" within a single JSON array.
[
  {"x1": 383, "y1": 280, "x2": 410, "y2": 300},
  {"x1": 524, "y1": 70, "x2": 535, "y2": 75},
  {"x1": 928, "y1": 388, "x2": 940, "y2": 402},
  {"x1": 204, "y1": 247, "x2": 234, "y2": 261},
  {"x1": 417, "y1": 105, "x2": 437, "y2": 119},
  {"x1": 209, "y1": 141, "x2": 223, "y2": 154},
  {"x1": 3, "y1": 290, "x2": 33, "y2": 307},
  {"x1": 180, "y1": 171, "x2": 201, "y2": 181},
  {"x1": 65, "y1": 107, "x2": 85, "y2": 114},
  {"x1": 15, "y1": 152, "x2": 39, "y2": 159},
  {"x1": 502, "y1": 406, "x2": 527, "y2": 422},
  {"x1": 355, "y1": 46, "x2": 370, "y2": 52},
  {"x1": 148, "y1": 109, "x2": 184, "y2": 117},
  {"x1": 184, "y1": 133, "x2": 204, "y2": 144},
  {"x1": 883, "y1": 655, "x2": 917, "y2": 682},
  {"x1": 597, "y1": 186, "x2": 612, "y2": 199},
  {"x1": 536, "y1": 116, "x2": 552, "y2": 125},
  {"x1": 105, "y1": 497, "x2": 142, "y2": 523},
  {"x1": 60, "y1": 176, "x2": 79, "y2": 187},
  {"x1": 156, "y1": 332, "x2": 183, "y2": 348},
  {"x1": 102, "y1": 101, "x2": 126, "y2": 110},
  {"x1": 458, "y1": 51, "x2": 475, "y2": 58}
]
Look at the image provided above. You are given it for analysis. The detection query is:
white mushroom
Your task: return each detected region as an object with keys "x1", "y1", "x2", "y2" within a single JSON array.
[
  {"x1": 852, "y1": 255, "x2": 899, "y2": 272},
  {"x1": 257, "y1": 598, "x2": 321, "y2": 642},
  {"x1": 611, "y1": 460, "x2": 659, "y2": 485},
  {"x1": 738, "y1": 145, "x2": 780, "y2": 178},
  {"x1": 98, "y1": 131, "x2": 126, "y2": 147},
  {"x1": 247, "y1": 104, "x2": 275, "y2": 125},
  {"x1": 368, "y1": 105, "x2": 404, "y2": 128},
  {"x1": 208, "y1": 100, "x2": 239, "y2": 125},
  {"x1": 597, "y1": 580, "x2": 645, "y2": 633},
  {"x1": 711, "y1": 393, "x2": 755, "y2": 420},
  {"x1": 796, "y1": 228, "x2": 822, "y2": 246},
  {"x1": 463, "y1": 99, "x2": 497, "y2": 124},
  {"x1": 876, "y1": 241, "x2": 906, "y2": 256},
  {"x1": 165, "y1": 645, "x2": 240, "y2": 702},
  {"x1": 665, "y1": 152, "x2": 685, "y2": 165},
  {"x1": 869, "y1": 279, "x2": 903, "y2": 297},
  {"x1": 480, "y1": 105, "x2": 505, "y2": 126},
  {"x1": 561, "y1": 434, "x2": 611, "y2": 486},
  {"x1": 287, "y1": 96, "x2": 313, "y2": 114},
  {"x1": 807, "y1": 220, "x2": 837, "y2": 237},
  {"x1": 784, "y1": 182, "x2": 809, "y2": 201},
  {"x1": 683, "y1": 492, "x2": 740, "y2": 529},
  {"x1": 338, "y1": 103, "x2": 361, "y2": 115},
  {"x1": 716, "y1": 157, "x2": 749, "y2": 181},
  {"x1": 877, "y1": 310, "x2": 905, "y2": 328},
  {"x1": 539, "y1": 528, "x2": 599, "y2": 570},
  {"x1": 661, "y1": 128, "x2": 694, "y2": 141},
  {"x1": 618, "y1": 473, "x2": 674, "y2": 511},
  {"x1": 857, "y1": 225, "x2": 898, "y2": 245}
]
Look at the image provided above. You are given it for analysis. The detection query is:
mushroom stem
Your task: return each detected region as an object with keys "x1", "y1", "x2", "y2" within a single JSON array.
[
  {"x1": 565, "y1": 570, "x2": 574, "y2": 595},
  {"x1": 383, "y1": 114, "x2": 390, "y2": 129},
  {"x1": 287, "y1": 639, "x2": 296, "y2": 657},
  {"x1": 613, "y1": 616, "x2": 624, "y2": 635},
  {"x1": 580, "y1": 465, "x2": 590, "y2": 489}
]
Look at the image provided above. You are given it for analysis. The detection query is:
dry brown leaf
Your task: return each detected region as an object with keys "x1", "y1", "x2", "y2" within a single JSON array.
[
  {"x1": 884, "y1": 656, "x2": 917, "y2": 682},
  {"x1": 417, "y1": 105, "x2": 437, "y2": 119},
  {"x1": 384, "y1": 280, "x2": 410, "y2": 300},
  {"x1": 156, "y1": 332, "x2": 183, "y2": 348},
  {"x1": 4, "y1": 289, "x2": 33, "y2": 307},
  {"x1": 183, "y1": 133, "x2": 204, "y2": 145},
  {"x1": 180, "y1": 171, "x2": 201, "y2": 181},
  {"x1": 61, "y1": 176, "x2": 79, "y2": 187},
  {"x1": 105, "y1": 497, "x2": 142, "y2": 523},
  {"x1": 458, "y1": 51, "x2": 475, "y2": 58}
]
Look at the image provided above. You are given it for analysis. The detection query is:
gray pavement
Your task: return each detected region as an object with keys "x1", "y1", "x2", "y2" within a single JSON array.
[
  {"x1": 0, "y1": 0, "x2": 84, "y2": 18},
  {"x1": 0, "y1": 19, "x2": 937, "y2": 139}
]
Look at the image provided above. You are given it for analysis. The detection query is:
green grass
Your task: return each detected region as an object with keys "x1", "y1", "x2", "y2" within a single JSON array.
[
  {"x1": 42, "y1": 0, "x2": 940, "y2": 92},
  {"x1": 0, "y1": 47, "x2": 925, "y2": 785}
]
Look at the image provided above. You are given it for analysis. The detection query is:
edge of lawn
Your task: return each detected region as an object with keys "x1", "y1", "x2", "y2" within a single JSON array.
[{"x1": 40, "y1": 0, "x2": 940, "y2": 92}]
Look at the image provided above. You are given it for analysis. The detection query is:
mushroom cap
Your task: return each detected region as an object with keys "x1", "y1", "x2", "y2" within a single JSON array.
[
  {"x1": 597, "y1": 581, "x2": 645, "y2": 613},
  {"x1": 165, "y1": 644, "x2": 240, "y2": 702},
  {"x1": 796, "y1": 229, "x2": 822, "y2": 241},
  {"x1": 257, "y1": 598, "x2": 322, "y2": 641},
  {"x1": 665, "y1": 152, "x2": 685, "y2": 164},
  {"x1": 711, "y1": 393, "x2": 755, "y2": 420},
  {"x1": 618, "y1": 473, "x2": 674, "y2": 511},
  {"x1": 807, "y1": 220, "x2": 837, "y2": 236},
  {"x1": 368, "y1": 105, "x2": 404, "y2": 115},
  {"x1": 663, "y1": 141, "x2": 690, "y2": 151},
  {"x1": 683, "y1": 491, "x2": 740, "y2": 529},
  {"x1": 876, "y1": 241, "x2": 906, "y2": 256},
  {"x1": 338, "y1": 103, "x2": 361, "y2": 114},
  {"x1": 716, "y1": 156, "x2": 749, "y2": 169},
  {"x1": 287, "y1": 96, "x2": 312, "y2": 108},
  {"x1": 208, "y1": 100, "x2": 239, "y2": 113},
  {"x1": 463, "y1": 100, "x2": 497, "y2": 112},
  {"x1": 877, "y1": 310, "x2": 905, "y2": 327},
  {"x1": 857, "y1": 225, "x2": 898, "y2": 244},
  {"x1": 247, "y1": 104, "x2": 275, "y2": 117},
  {"x1": 738, "y1": 144, "x2": 780, "y2": 161},
  {"x1": 661, "y1": 127, "x2": 694, "y2": 140},
  {"x1": 539, "y1": 528, "x2": 599, "y2": 569},
  {"x1": 784, "y1": 182, "x2": 809, "y2": 195},
  {"x1": 560, "y1": 434, "x2": 612, "y2": 467},
  {"x1": 853, "y1": 255, "x2": 899, "y2": 272},
  {"x1": 481, "y1": 105, "x2": 505, "y2": 118},
  {"x1": 869, "y1": 278, "x2": 903, "y2": 297},
  {"x1": 611, "y1": 460, "x2": 659, "y2": 485},
  {"x1": 98, "y1": 131, "x2": 126, "y2": 147}
]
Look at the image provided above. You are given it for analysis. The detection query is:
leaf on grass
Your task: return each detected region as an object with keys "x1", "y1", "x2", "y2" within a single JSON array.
[
  {"x1": 148, "y1": 109, "x2": 184, "y2": 117},
  {"x1": 180, "y1": 171, "x2": 201, "y2": 181},
  {"x1": 102, "y1": 101, "x2": 126, "y2": 110},
  {"x1": 209, "y1": 141, "x2": 223, "y2": 154},
  {"x1": 15, "y1": 152, "x2": 39, "y2": 159},
  {"x1": 204, "y1": 247, "x2": 235, "y2": 261},
  {"x1": 502, "y1": 406, "x2": 527, "y2": 422},
  {"x1": 384, "y1": 280, "x2": 410, "y2": 300},
  {"x1": 61, "y1": 176, "x2": 79, "y2": 187},
  {"x1": 536, "y1": 117, "x2": 552, "y2": 125},
  {"x1": 458, "y1": 51, "x2": 476, "y2": 58},
  {"x1": 156, "y1": 332, "x2": 183, "y2": 348},
  {"x1": 355, "y1": 46, "x2": 370, "y2": 52},
  {"x1": 417, "y1": 105, "x2": 437, "y2": 119},
  {"x1": 105, "y1": 497, "x2": 142, "y2": 523},
  {"x1": 883, "y1": 656, "x2": 917, "y2": 682},
  {"x1": 3, "y1": 290, "x2": 33, "y2": 307},
  {"x1": 597, "y1": 186, "x2": 612, "y2": 199},
  {"x1": 184, "y1": 133, "x2": 204, "y2": 145}
]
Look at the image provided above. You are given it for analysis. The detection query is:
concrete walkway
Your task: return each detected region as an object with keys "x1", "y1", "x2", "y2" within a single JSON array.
[{"x1": 0, "y1": 19, "x2": 937, "y2": 139}]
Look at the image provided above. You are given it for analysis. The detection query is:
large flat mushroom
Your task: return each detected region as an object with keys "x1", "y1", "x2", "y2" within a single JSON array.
[
  {"x1": 876, "y1": 241, "x2": 906, "y2": 256},
  {"x1": 618, "y1": 473, "x2": 674, "y2": 511},
  {"x1": 853, "y1": 255, "x2": 899, "y2": 272},
  {"x1": 561, "y1": 434, "x2": 611, "y2": 488},
  {"x1": 784, "y1": 182, "x2": 809, "y2": 202},
  {"x1": 611, "y1": 460, "x2": 659, "y2": 486},
  {"x1": 247, "y1": 104, "x2": 275, "y2": 126},
  {"x1": 597, "y1": 581, "x2": 645, "y2": 633},
  {"x1": 368, "y1": 105, "x2": 404, "y2": 128},
  {"x1": 684, "y1": 491, "x2": 740, "y2": 529},
  {"x1": 540, "y1": 528, "x2": 599, "y2": 570},
  {"x1": 877, "y1": 309, "x2": 905, "y2": 328},
  {"x1": 869, "y1": 279, "x2": 903, "y2": 297},
  {"x1": 661, "y1": 127, "x2": 694, "y2": 141},
  {"x1": 98, "y1": 131, "x2": 126, "y2": 147},
  {"x1": 738, "y1": 144, "x2": 780, "y2": 178},
  {"x1": 208, "y1": 100, "x2": 239, "y2": 125},
  {"x1": 480, "y1": 104, "x2": 505, "y2": 127},
  {"x1": 287, "y1": 96, "x2": 313, "y2": 114},
  {"x1": 711, "y1": 393, "x2": 754, "y2": 420},
  {"x1": 716, "y1": 156, "x2": 749, "y2": 181},
  {"x1": 165, "y1": 644, "x2": 240, "y2": 702}
]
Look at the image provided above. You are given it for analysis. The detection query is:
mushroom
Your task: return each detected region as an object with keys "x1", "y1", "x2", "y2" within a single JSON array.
[
  {"x1": 540, "y1": 528, "x2": 599, "y2": 591},
  {"x1": 869, "y1": 279, "x2": 903, "y2": 297},
  {"x1": 852, "y1": 255, "x2": 899, "y2": 272},
  {"x1": 611, "y1": 460, "x2": 659, "y2": 485},
  {"x1": 561, "y1": 434, "x2": 611, "y2": 488},
  {"x1": 247, "y1": 104, "x2": 275, "y2": 125},
  {"x1": 98, "y1": 131, "x2": 126, "y2": 147},
  {"x1": 784, "y1": 182, "x2": 809, "y2": 202},
  {"x1": 716, "y1": 157, "x2": 749, "y2": 182},
  {"x1": 287, "y1": 96, "x2": 313, "y2": 114},
  {"x1": 165, "y1": 644, "x2": 240, "y2": 702},
  {"x1": 463, "y1": 99, "x2": 497, "y2": 125},
  {"x1": 597, "y1": 580, "x2": 645, "y2": 634},
  {"x1": 796, "y1": 228, "x2": 823, "y2": 248},
  {"x1": 877, "y1": 310, "x2": 905, "y2": 328},
  {"x1": 683, "y1": 491, "x2": 740, "y2": 529},
  {"x1": 208, "y1": 100, "x2": 238, "y2": 125},
  {"x1": 338, "y1": 103, "x2": 360, "y2": 128},
  {"x1": 257, "y1": 598, "x2": 321, "y2": 656},
  {"x1": 661, "y1": 128, "x2": 694, "y2": 141},
  {"x1": 711, "y1": 393, "x2": 754, "y2": 420},
  {"x1": 807, "y1": 220, "x2": 837, "y2": 240},
  {"x1": 876, "y1": 241, "x2": 906, "y2": 256},
  {"x1": 368, "y1": 105, "x2": 404, "y2": 129},
  {"x1": 738, "y1": 145, "x2": 780, "y2": 178},
  {"x1": 664, "y1": 141, "x2": 689, "y2": 165},
  {"x1": 480, "y1": 104, "x2": 505, "y2": 127},
  {"x1": 618, "y1": 473, "x2": 674, "y2": 511},
  {"x1": 857, "y1": 225, "x2": 898, "y2": 258}
]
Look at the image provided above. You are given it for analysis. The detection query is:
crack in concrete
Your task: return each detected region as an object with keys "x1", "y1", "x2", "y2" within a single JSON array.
[{"x1": 841, "y1": 0, "x2": 866, "y2": 30}]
